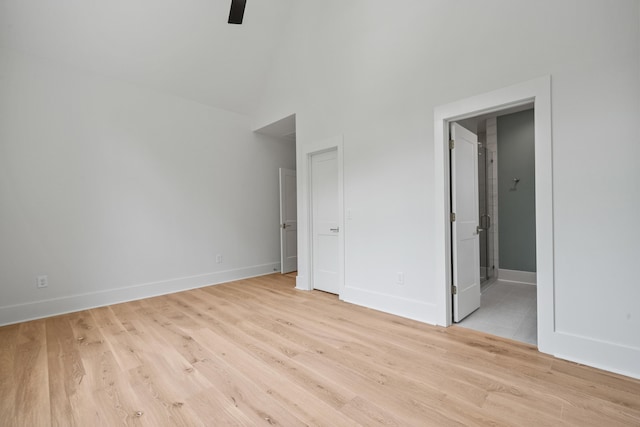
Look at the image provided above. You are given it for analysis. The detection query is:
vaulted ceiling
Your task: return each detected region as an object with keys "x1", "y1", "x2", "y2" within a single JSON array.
[{"x1": 0, "y1": 0, "x2": 293, "y2": 116}]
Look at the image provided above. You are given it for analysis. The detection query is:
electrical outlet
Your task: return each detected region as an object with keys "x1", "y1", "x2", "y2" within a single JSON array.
[
  {"x1": 37, "y1": 275, "x2": 48, "y2": 288},
  {"x1": 397, "y1": 272, "x2": 404, "y2": 285},
  {"x1": 216, "y1": 254, "x2": 223, "y2": 264}
]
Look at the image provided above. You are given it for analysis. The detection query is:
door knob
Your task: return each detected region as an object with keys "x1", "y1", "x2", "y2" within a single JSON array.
[
  {"x1": 282, "y1": 223, "x2": 287, "y2": 229},
  {"x1": 330, "y1": 227, "x2": 340, "y2": 232}
]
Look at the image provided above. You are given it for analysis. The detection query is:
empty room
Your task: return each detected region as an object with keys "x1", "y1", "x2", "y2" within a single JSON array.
[{"x1": 1, "y1": 1, "x2": 639, "y2": 426}]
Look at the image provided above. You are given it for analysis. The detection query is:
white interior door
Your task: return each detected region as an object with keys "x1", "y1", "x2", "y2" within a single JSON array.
[
  {"x1": 311, "y1": 149, "x2": 339, "y2": 294},
  {"x1": 279, "y1": 168, "x2": 297, "y2": 274},
  {"x1": 451, "y1": 122, "x2": 481, "y2": 322}
]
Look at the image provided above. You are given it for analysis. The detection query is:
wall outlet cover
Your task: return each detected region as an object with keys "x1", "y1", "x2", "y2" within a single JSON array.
[{"x1": 37, "y1": 275, "x2": 48, "y2": 288}]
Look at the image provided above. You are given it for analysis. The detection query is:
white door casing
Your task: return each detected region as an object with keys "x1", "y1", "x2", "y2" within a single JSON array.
[
  {"x1": 434, "y1": 76, "x2": 553, "y2": 355},
  {"x1": 451, "y1": 123, "x2": 481, "y2": 322},
  {"x1": 311, "y1": 149, "x2": 340, "y2": 294},
  {"x1": 279, "y1": 168, "x2": 297, "y2": 274}
]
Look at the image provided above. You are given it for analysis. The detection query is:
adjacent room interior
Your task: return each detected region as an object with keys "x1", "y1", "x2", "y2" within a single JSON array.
[
  {"x1": 1, "y1": 1, "x2": 639, "y2": 425},
  {"x1": 455, "y1": 106, "x2": 538, "y2": 345}
]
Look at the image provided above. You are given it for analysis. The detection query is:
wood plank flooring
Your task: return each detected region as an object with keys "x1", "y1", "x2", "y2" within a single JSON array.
[{"x1": 1, "y1": 273, "x2": 639, "y2": 426}]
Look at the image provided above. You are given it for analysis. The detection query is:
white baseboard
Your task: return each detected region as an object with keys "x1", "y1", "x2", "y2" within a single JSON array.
[
  {"x1": 498, "y1": 268, "x2": 537, "y2": 285},
  {"x1": 553, "y1": 330, "x2": 640, "y2": 380},
  {"x1": 341, "y1": 285, "x2": 439, "y2": 325},
  {"x1": 0, "y1": 262, "x2": 280, "y2": 326}
]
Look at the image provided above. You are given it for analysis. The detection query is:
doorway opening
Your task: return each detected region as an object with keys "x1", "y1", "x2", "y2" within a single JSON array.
[
  {"x1": 279, "y1": 167, "x2": 297, "y2": 274},
  {"x1": 453, "y1": 106, "x2": 537, "y2": 345},
  {"x1": 433, "y1": 76, "x2": 554, "y2": 354},
  {"x1": 254, "y1": 114, "x2": 297, "y2": 275}
]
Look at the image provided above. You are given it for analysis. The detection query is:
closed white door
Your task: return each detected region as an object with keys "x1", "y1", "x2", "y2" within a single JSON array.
[
  {"x1": 279, "y1": 168, "x2": 297, "y2": 274},
  {"x1": 451, "y1": 122, "x2": 481, "y2": 322},
  {"x1": 311, "y1": 149, "x2": 340, "y2": 294}
]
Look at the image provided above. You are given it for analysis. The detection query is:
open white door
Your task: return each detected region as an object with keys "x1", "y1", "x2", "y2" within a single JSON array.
[
  {"x1": 311, "y1": 149, "x2": 339, "y2": 294},
  {"x1": 279, "y1": 168, "x2": 297, "y2": 274},
  {"x1": 451, "y1": 122, "x2": 481, "y2": 322}
]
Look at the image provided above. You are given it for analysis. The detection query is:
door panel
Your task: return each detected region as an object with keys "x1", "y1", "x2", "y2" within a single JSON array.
[
  {"x1": 279, "y1": 168, "x2": 297, "y2": 274},
  {"x1": 451, "y1": 123, "x2": 481, "y2": 322},
  {"x1": 311, "y1": 150, "x2": 339, "y2": 294}
]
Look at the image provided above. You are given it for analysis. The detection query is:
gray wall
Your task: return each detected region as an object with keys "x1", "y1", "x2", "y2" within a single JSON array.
[{"x1": 498, "y1": 109, "x2": 536, "y2": 272}]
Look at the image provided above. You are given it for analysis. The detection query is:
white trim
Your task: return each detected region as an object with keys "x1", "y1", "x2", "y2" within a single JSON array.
[
  {"x1": 0, "y1": 263, "x2": 280, "y2": 327},
  {"x1": 553, "y1": 331, "x2": 640, "y2": 380},
  {"x1": 498, "y1": 269, "x2": 537, "y2": 285},
  {"x1": 295, "y1": 274, "x2": 306, "y2": 290},
  {"x1": 296, "y1": 135, "x2": 345, "y2": 297},
  {"x1": 434, "y1": 76, "x2": 554, "y2": 356},
  {"x1": 342, "y1": 285, "x2": 439, "y2": 325}
]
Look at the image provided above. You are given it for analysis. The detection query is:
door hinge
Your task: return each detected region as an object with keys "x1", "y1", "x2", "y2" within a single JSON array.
[
  {"x1": 449, "y1": 140, "x2": 455, "y2": 150},
  {"x1": 450, "y1": 212, "x2": 456, "y2": 222},
  {"x1": 452, "y1": 285, "x2": 457, "y2": 295}
]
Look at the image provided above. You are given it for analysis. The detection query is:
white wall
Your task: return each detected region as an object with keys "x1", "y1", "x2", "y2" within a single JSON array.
[
  {"x1": 0, "y1": 48, "x2": 296, "y2": 325},
  {"x1": 0, "y1": 0, "x2": 295, "y2": 117},
  {"x1": 255, "y1": 0, "x2": 640, "y2": 378}
]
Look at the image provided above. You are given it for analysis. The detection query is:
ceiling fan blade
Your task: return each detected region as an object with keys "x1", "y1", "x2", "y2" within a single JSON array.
[{"x1": 228, "y1": 0, "x2": 247, "y2": 25}]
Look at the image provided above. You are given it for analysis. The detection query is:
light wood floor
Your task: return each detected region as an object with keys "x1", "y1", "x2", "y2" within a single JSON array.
[{"x1": 1, "y1": 274, "x2": 639, "y2": 426}]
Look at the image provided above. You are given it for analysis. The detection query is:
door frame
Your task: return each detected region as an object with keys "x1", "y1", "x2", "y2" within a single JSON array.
[
  {"x1": 433, "y1": 76, "x2": 554, "y2": 354},
  {"x1": 295, "y1": 135, "x2": 345, "y2": 297}
]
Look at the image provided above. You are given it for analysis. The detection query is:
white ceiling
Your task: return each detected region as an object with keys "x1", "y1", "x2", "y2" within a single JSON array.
[{"x1": 0, "y1": 0, "x2": 293, "y2": 116}]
